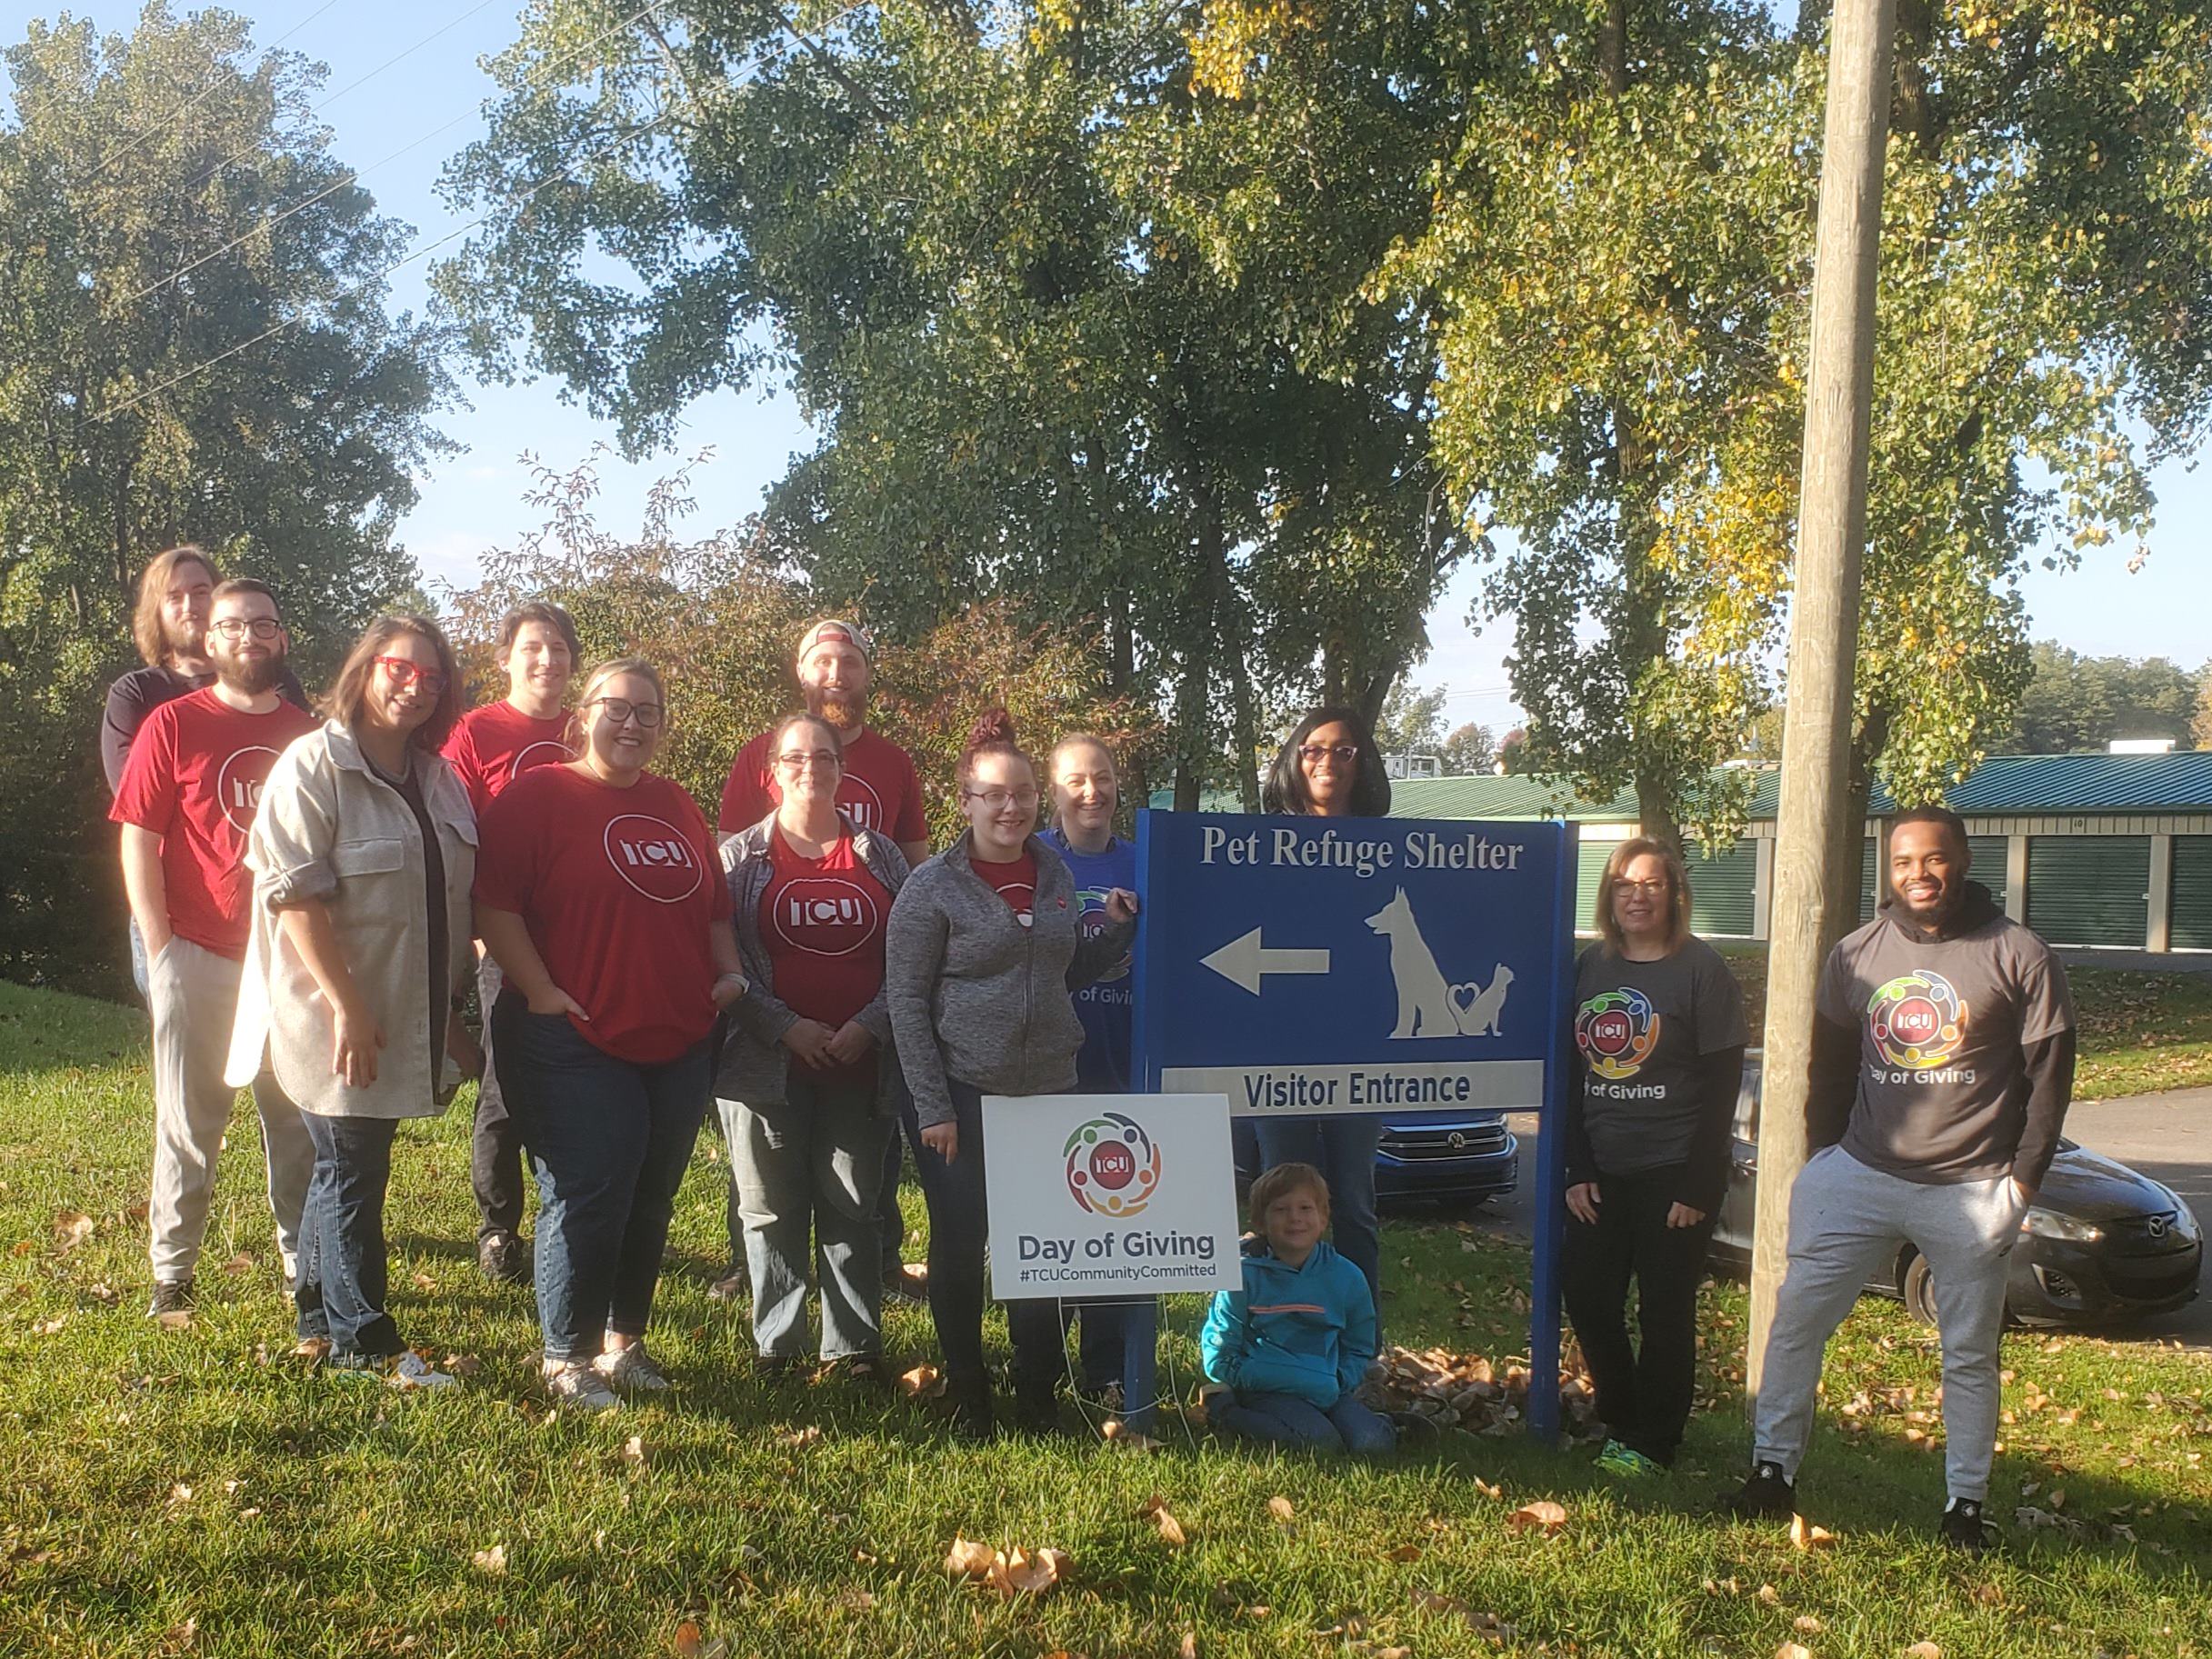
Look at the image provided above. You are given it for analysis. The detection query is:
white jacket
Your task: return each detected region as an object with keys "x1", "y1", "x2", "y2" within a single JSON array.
[{"x1": 226, "y1": 719, "x2": 477, "y2": 1119}]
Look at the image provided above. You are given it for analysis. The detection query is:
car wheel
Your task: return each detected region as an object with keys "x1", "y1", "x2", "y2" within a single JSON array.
[{"x1": 1901, "y1": 1251, "x2": 1939, "y2": 1326}]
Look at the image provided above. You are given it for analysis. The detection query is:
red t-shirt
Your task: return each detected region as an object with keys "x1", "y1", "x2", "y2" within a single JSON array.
[
  {"x1": 758, "y1": 829, "x2": 892, "y2": 1087},
  {"x1": 717, "y1": 725, "x2": 929, "y2": 846},
  {"x1": 109, "y1": 689, "x2": 320, "y2": 959},
  {"x1": 441, "y1": 701, "x2": 573, "y2": 817},
  {"x1": 473, "y1": 765, "x2": 733, "y2": 1064},
  {"x1": 974, "y1": 849, "x2": 1037, "y2": 923}
]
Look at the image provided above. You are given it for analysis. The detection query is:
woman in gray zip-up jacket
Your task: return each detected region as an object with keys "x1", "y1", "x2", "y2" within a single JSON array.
[
  {"x1": 886, "y1": 709, "x2": 1135, "y2": 1438},
  {"x1": 716, "y1": 713, "x2": 911, "y2": 1374}
]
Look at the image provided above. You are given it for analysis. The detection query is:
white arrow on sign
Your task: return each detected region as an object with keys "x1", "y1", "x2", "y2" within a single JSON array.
[{"x1": 1200, "y1": 926, "x2": 1332, "y2": 995}]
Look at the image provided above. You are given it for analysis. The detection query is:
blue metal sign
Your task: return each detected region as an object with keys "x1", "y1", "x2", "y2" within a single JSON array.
[{"x1": 1133, "y1": 809, "x2": 1579, "y2": 1439}]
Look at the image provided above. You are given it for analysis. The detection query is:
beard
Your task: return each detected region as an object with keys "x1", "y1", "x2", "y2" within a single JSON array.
[
  {"x1": 216, "y1": 653, "x2": 284, "y2": 696},
  {"x1": 806, "y1": 685, "x2": 868, "y2": 732},
  {"x1": 164, "y1": 616, "x2": 206, "y2": 661}
]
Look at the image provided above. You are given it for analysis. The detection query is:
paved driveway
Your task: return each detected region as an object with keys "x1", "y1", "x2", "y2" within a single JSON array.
[{"x1": 1454, "y1": 1092, "x2": 2209, "y2": 1348}]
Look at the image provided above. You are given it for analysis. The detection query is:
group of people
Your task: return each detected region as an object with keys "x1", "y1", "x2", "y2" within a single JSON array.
[{"x1": 104, "y1": 545, "x2": 2077, "y2": 1544}]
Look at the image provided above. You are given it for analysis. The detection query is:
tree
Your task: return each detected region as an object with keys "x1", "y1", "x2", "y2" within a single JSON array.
[
  {"x1": 1439, "y1": 721, "x2": 1496, "y2": 776},
  {"x1": 0, "y1": 5, "x2": 450, "y2": 992},
  {"x1": 1997, "y1": 643, "x2": 2199, "y2": 755},
  {"x1": 433, "y1": 0, "x2": 1469, "y2": 813},
  {"x1": 1372, "y1": 680, "x2": 1449, "y2": 758}
]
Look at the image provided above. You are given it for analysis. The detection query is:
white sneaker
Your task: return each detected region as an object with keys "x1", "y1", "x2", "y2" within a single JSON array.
[
  {"x1": 385, "y1": 1352, "x2": 458, "y2": 1391},
  {"x1": 594, "y1": 1344, "x2": 672, "y2": 1393},
  {"x1": 545, "y1": 1361, "x2": 622, "y2": 1412}
]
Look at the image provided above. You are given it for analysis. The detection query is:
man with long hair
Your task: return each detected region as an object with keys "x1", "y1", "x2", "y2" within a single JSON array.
[{"x1": 111, "y1": 579, "x2": 321, "y2": 1322}]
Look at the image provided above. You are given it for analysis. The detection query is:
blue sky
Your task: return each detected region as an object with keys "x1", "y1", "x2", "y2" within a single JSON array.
[{"x1": 11, "y1": 0, "x2": 2207, "y2": 736}]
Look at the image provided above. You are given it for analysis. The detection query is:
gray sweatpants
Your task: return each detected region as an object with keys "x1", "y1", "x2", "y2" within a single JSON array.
[
  {"x1": 1752, "y1": 1144, "x2": 2025, "y2": 1503},
  {"x1": 148, "y1": 936, "x2": 314, "y2": 1284}
]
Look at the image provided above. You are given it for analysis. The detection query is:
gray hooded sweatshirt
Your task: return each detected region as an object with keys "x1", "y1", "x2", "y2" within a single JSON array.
[{"x1": 886, "y1": 829, "x2": 1136, "y2": 1128}]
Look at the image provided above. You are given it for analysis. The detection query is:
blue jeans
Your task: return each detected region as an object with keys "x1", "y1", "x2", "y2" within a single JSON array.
[
  {"x1": 1252, "y1": 1116, "x2": 1383, "y2": 1318},
  {"x1": 911, "y1": 1081, "x2": 1063, "y2": 1393},
  {"x1": 725, "y1": 1070, "x2": 889, "y2": 1361},
  {"x1": 495, "y1": 994, "x2": 713, "y2": 1364},
  {"x1": 294, "y1": 1114, "x2": 403, "y2": 1362},
  {"x1": 1215, "y1": 1389, "x2": 1396, "y2": 1454}
]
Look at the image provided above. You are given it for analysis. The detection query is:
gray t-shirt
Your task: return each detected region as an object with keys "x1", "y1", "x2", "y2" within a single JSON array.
[
  {"x1": 1817, "y1": 910, "x2": 2075, "y2": 1184},
  {"x1": 1574, "y1": 938, "x2": 1748, "y2": 1174}
]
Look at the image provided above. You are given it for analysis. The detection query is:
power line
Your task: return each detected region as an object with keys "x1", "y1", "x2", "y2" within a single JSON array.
[{"x1": 88, "y1": 0, "x2": 346, "y2": 182}]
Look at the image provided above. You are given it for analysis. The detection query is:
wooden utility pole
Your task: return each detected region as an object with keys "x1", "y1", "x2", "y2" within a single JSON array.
[{"x1": 1747, "y1": 0, "x2": 1897, "y2": 1411}]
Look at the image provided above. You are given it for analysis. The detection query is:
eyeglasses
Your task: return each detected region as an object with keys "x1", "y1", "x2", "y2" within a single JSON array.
[
  {"x1": 211, "y1": 617, "x2": 282, "y2": 642},
  {"x1": 588, "y1": 696, "x2": 664, "y2": 729},
  {"x1": 776, "y1": 750, "x2": 840, "y2": 772},
  {"x1": 1611, "y1": 879, "x2": 1669, "y2": 898},
  {"x1": 1298, "y1": 743, "x2": 1359, "y2": 766},
  {"x1": 375, "y1": 655, "x2": 445, "y2": 694},
  {"x1": 964, "y1": 787, "x2": 1040, "y2": 811}
]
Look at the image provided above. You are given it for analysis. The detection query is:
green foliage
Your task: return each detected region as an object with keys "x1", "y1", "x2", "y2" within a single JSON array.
[
  {"x1": 1997, "y1": 643, "x2": 2201, "y2": 755},
  {"x1": 0, "y1": 4, "x2": 450, "y2": 992},
  {"x1": 1372, "y1": 680, "x2": 1451, "y2": 757}
]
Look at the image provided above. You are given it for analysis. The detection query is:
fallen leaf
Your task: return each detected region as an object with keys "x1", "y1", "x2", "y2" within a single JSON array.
[
  {"x1": 293, "y1": 1336, "x2": 331, "y2": 1363},
  {"x1": 1775, "y1": 1645, "x2": 1812, "y2": 1659},
  {"x1": 987, "y1": 1544, "x2": 1070, "y2": 1598},
  {"x1": 410, "y1": 1270, "x2": 438, "y2": 1292},
  {"x1": 30, "y1": 1315, "x2": 66, "y2": 1335},
  {"x1": 836, "y1": 1588, "x2": 875, "y2": 1611},
  {"x1": 623, "y1": 1435, "x2": 647, "y2": 1467},
  {"x1": 7, "y1": 1241, "x2": 34, "y2": 1258},
  {"x1": 1386, "y1": 1543, "x2": 1423, "y2": 1562},
  {"x1": 52, "y1": 1211, "x2": 95, "y2": 1252},
  {"x1": 1472, "y1": 1476, "x2": 1503, "y2": 1501},
  {"x1": 1101, "y1": 1419, "x2": 1163, "y2": 1450},
  {"x1": 165, "y1": 1483, "x2": 194, "y2": 1506},
  {"x1": 1179, "y1": 1634, "x2": 1198, "y2": 1659},
  {"x1": 442, "y1": 1353, "x2": 483, "y2": 1379},
  {"x1": 943, "y1": 1536, "x2": 996, "y2": 1579},
  {"x1": 1139, "y1": 1493, "x2": 1187, "y2": 1547},
  {"x1": 1789, "y1": 1513, "x2": 1838, "y2": 1551},
  {"x1": 1905, "y1": 1644, "x2": 1944, "y2": 1658},
  {"x1": 470, "y1": 1544, "x2": 507, "y2": 1575},
  {"x1": 1794, "y1": 1615, "x2": 1825, "y2": 1634},
  {"x1": 125, "y1": 1201, "x2": 150, "y2": 1223},
  {"x1": 1267, "y1": 1495, "x2": 1296, "y2": 1523},
  {"x1": 1506, "y1": 1500, "x2": 1566, "y2": 1535},
  {"x1": 780, "y1": 1425, "x2": 823, "y2": 1449},
  {"x1": 898, "y1": 1363, "x2": 945, "y2": 1400},
  {"x1": 1971, "y1": 1584, "x2": 2004, "y2": 1606},
  {"x1": 155, "y1": 1309, "x2": 195, "y2": 1332},
  {"x1": 1757, "y1": 1584, "x2": 1782, "y2": 1607},
  {"x1": 220, "y1": 1252, "x2": 255, "y2": 1275}
]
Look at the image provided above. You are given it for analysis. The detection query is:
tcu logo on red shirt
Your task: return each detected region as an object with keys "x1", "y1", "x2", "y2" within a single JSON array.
[
  {"x1": 836, "y1": 775, "x2": 884, "y2": 831},
  {"x1": 771, "y1": 878, "x2": 882, "y2": 957},
  {"x1": 215, "y1": 745, "x2": 283, "y2": 832},
  {"x1": 508, "y1": 738, "x2": 572, "y2": 784},
  {"x1": 604, "y1": 815, "x2": 704, "y2": 903}
]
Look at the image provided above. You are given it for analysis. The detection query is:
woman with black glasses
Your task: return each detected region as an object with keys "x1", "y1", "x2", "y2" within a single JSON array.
[
  {"x1": 1251, "y1": 705, "x2": 1393, "y2": 1321},
  {"x1": 474, "y1": 658, "x2": 746, "y2": 1411}
]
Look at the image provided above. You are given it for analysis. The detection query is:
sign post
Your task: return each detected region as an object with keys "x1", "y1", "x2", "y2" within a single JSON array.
[{"x1": 1135, "y1": 810, "x2": 1580, "y2": 1439}]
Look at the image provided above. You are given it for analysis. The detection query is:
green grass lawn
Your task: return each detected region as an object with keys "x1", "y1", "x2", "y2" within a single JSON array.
[
  {"x1": 1719, "y1": 944, "x2": 2212, "y2": 1101},
  {"x1": 1, "y1": 982, "x2": 2207, "y2": 1657}
]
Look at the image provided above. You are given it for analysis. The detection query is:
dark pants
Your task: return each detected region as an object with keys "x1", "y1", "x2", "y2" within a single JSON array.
[
  {"x1": 1252, "y1": 1115, "x2": 1383, "y2": 1322},
  {"x1": 1068, "y1": 1298, "x2": 1159, "y2": 1432},
  {"x1": 1214, "y1": 1389, "x2": 1396, "y2": 1454},
  {"x1": 1560, "y1": 1164, "x2": 1716, "y2": 1465},
  {"x1": 876, "y1": 1076, "x2": 924, "y2": 1277},
  {"x1": 471, "y1": 954, "x2": 526, "y2": 1239},
  {"x1": 495, "y1": 993, "x2": 713, "y2": 1365},
  {"x1": 295, "y1": 1114, "x2": 403, "y2": 1362},
  {"x1": 911, "y1": 1081, "x2": 1061, "y2": 1393}
]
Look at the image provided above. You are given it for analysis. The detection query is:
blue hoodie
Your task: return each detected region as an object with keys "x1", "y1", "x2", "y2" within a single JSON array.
[{"x1": 1200, "y1": 1241, "x2": 1376, "y2": 1408}]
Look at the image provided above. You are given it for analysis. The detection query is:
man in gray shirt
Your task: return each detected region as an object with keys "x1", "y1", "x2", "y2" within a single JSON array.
[{"x1": 1725, "y1": 805, "x2": 2076, "y2": 1551}]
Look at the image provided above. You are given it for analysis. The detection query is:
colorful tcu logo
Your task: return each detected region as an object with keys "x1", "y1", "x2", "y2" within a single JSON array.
[
  {"x1": 1867, "y1": 971, "x2": 1968, "y2": 1069},
  {"x1": 1075, "y1": 889, "x2": 1130, "y2": 982},
  {"x1": 1064, "y1": 1113, "x2": 1162, "y2": 1218},
  {"x1": 604, "y1": 815, "x2": 703, "y2": 904},
  {"x1": 1576, "y1": 986, "x2": 1662, "y2": 1080}
]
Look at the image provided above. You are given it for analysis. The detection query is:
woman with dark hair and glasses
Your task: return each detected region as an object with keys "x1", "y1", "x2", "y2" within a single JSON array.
[
  {"x1": 1563, "y1": 836, "x2": 1746, "y2": 1477},
  {"x1": 227, "y1": 615, "x2": 479, "y2": 1386},
  {"x1": 886, "y1": 709, "x2": 1137, "y2": 1439},
  {"x1": 1250, "y1": 705, "x2": 1393, "y2": 1323},
  {"x1": 474, "y1": 658, "x2": 746, "y2": 1411}
]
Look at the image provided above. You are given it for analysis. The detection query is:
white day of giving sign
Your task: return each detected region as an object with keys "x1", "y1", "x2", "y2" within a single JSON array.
[{"x1": 981, "y1": 1093, "x2": 1240, "y2": 1300}]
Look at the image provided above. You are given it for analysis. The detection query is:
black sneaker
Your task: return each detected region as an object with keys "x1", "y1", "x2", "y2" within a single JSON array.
[
  {"x1": 1718, "y1": 1460, "x2": 1796, "y2": 1520},
  {"x1": 1939, "y1": 1497, "x2": 1996, "y2": 1553},
  {"x1": 1011, "y1": 1389, "x2": 1065, "y2": 1437},
  {"x1": 477, "y1": 1230, "x2": 529, "y2": 1285},
  {"x1": 883, "y1": 1263, "x2": 928, "y2": 1306},
  {"x1": 145, "y1": 1279, "x2": 195, "y2": 1320},
  {"x1": 947, "y1": 1378, "x2": 995, "y2": 1442}
]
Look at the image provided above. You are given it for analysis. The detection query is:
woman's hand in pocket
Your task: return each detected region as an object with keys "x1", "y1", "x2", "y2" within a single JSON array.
[{"x1": 525, "y1": 984, "x2": 588, "y2": 1021}]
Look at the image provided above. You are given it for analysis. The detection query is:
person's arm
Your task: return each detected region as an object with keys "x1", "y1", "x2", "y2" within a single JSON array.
[
  {"x1": 1066, "y1": 894, "x2": 1137, "y2": 989},
  {"x1": 1806, "y1": 1013, "x2": 1859, "y2": 1151},
  {"x1": 1562, "y1": 1053, "x2": 1602, "y2": 1224},
  {"x1": 117, "y1": 824, "x2": 173, "y2": 956},
  {"x1": 1198, "y1": 1287, "x2": 1250, "y2": 1388},
  {"x1": 885, "y1": 881, "x2": 958, "y2": 1144},
  {"x1": 2011, "y1": 1027, "x2": 2077, "y2": 1197},
  {"x1": 100, "y1": 678, "x2": 147, "y2": 796},
  {"x1": 708, "y1": 916, "x2": 746, "y2": 1009},
  {"x1": 275, "y1": 900, "x2": 385, "y2": 1087},
  {"x1": 1337, "y1": 1271, "x2": 1380, "y2": 1394},
  {"x1": 474, "y1": 904, "x2": 586, "y2": 1020},
  {"x1": 1676, "y1": 1043, "x2": 1747, "y2": 1221}
]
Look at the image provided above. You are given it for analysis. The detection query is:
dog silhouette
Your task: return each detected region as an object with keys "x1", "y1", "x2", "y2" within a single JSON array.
[{"x1": 1367, "y1": 886, "x2": 1515, "y2": 1039}]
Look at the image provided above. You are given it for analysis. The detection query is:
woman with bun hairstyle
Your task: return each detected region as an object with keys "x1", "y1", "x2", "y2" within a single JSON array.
[
  {"x1": 1252, "y1": 705, "x2": 1392, "y2": 1321},
  {"x1": 473, "y1": 657, "x2": 746, "y2": 1412},
  {"x1": 716, "y1": 711, "x2": 911, "y2": 1377},
  {"x1": 886, "y1": 710, "x2": 1138, "y2": 1439}
]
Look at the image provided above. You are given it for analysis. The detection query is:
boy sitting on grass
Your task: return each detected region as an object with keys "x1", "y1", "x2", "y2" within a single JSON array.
[{"x1": 1200, "y1": 1161, "x2": 1396, "y2": 1454}]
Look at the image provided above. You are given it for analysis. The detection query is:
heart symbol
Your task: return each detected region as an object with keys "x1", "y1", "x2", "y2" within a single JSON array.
[{"x1": 1450, "y1": 983, "x2": 1482, "y2": 1019}]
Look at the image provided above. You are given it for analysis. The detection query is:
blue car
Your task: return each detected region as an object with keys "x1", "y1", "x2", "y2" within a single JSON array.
[{"x1": 1233, "y1": 1112, "x2": 1520, "y2": 1209}]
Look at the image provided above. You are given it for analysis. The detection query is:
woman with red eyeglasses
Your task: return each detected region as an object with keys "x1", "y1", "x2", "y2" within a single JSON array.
[
  {"x1": 1250, "y1": 705, "x2": 1394, "y2": 1327},
  {"x1": 229, "y1": 616, "x2": 481, "y2": 1385}
]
